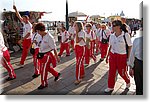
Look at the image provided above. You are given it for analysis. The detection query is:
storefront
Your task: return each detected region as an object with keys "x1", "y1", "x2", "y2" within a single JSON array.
[{"x1": 1, "y1": 11, "x2": 45, "y2": 52}]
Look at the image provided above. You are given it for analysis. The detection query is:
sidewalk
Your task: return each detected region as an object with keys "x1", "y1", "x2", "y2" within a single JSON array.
[{"x1": 0, "y1": 52, "x2": 136, "y2": 95}]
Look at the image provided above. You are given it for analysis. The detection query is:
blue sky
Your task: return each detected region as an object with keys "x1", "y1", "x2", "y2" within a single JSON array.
[{"x1": 1, "y1": 0, "x2": 142, "y2": 21}]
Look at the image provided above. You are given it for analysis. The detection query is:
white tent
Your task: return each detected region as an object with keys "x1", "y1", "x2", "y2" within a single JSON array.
[{"x1": 68, "y1": 11, "x2": 87, "y2": 17}]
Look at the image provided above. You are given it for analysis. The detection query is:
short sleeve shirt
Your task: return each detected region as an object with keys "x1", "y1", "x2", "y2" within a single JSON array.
[
  {"x1": 39, "y1": 32, "x2": 56, "y2": 53},
  {"x1": 109, "y1": 31, "x2": 132, "y2": 54},
  {"x1": 22, "y1": 22, "x2": 32, "y2": 39}
]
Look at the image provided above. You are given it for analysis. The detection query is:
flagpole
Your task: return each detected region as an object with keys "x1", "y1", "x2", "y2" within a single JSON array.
[{"x1": 13, "y1": 0, "x2": 15, "y2": 5}]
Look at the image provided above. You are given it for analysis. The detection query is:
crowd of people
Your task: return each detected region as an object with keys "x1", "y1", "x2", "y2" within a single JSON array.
[{"x1": 0, "y1": 5, "x2": 143, "y2": 95}]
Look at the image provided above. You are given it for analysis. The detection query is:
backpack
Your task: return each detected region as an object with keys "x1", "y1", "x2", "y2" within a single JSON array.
[{"x1": 123, "y1": 33, "x2": 129, "y2": 57}]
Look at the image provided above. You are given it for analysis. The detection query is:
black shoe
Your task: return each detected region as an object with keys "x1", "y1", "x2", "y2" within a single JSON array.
[
  {"x1": 38, "y1": 84, "x2": 48, "y2": 90},
  {"x1": 6, "y1": 77, "x2": 16, "y2": 81},
  {"x1": 32, "y1": 74, "x2": 40, "y2": 78},
  {"x1": 54, "y1": 73, "x2": 61, "y2": 81},
  {"x1": 66, "y1": 54, "x2": 70, "y2": 57},
  {"x1": 58, "y1": 54, "x2": 61, "y2": 57},
  {"x1": 100, "y1": 58, "x2": 104, "y2": 62}
]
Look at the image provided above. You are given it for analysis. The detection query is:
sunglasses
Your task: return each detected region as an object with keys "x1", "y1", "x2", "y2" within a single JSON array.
[
  {"x1": 112, "y1": 24, "x2": 117, "y2": 27},
  {"x1": 86, "y1": 26, "x2": 91, "y2": 28}
]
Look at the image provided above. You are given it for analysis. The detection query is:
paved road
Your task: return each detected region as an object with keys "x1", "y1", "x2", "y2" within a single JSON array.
[{"x1": 0, "y1": 30, "x2": 142, "y2": 95}]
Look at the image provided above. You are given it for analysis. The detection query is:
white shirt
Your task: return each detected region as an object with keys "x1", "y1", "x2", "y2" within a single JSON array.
[
  {"x1": 68, "y1": 26, "x2": 75, "y2": 39},
  {"x1": 126, "y1": 24, "x2": 131, "y2": 34},
  {"x1": 99, "y1": 29, "x2": 111, "y2": 42},
  {"x1": 108, "y1": 26, "x2": 113, "y2": 33},
  {"x1": 92, "y1": 24, "x2": 97, "y2": 32},
  {"x1": 61, "y1": 31, "x2": 70, "y2": 43},
  {"x1": 109, "y1": 31, "x2": 132, "y2": 54},
  {"x1": 0, "y1": 32, "x2": 7, "y2": 56},
  {"x1": 85, "y1": 30, "x2": 96, "y2": 40},
  {"x1": 39, "y1": 32, "x2": 56, "y2": 53},
  {"x1": 96, "y1": 28, "x2": 101, "y2": 40},
  {"x1": 31, "y1": 33, "x2": 42, "y2": 49},
  {"x1": 75, "y1": 30, "x2": 86, "y2": 46},
  {"x1": 22, "y1": 22, "x2": 32, "y2": 39},
  {"x1": 128, "y1": 37, "x2": 143, "y2": 68}
]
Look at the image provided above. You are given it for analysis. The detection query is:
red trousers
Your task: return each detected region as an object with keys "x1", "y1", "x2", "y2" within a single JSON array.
[
  {"x1": 70, "y1": 40, "x2": 74, "y2": 50},
  {"x1": 20, "y1": 39, "x2": 31, "y2": 65},
  {"x1": 75, "y1": 45, "x2": 85, "y2": 80},
  {"x1": 85, "y1": 47, "x2": 96, "y2": 64},
  {"x1": 1, "y1": 50, "x2": 16, "y2": 78},
  {"x1": 58, "y1": 42, "x2": 70, "y2": 56},
  {"x1": 90, "y1": 41, "x2": 96, "y2": 61},
  {"x1": 100, "y1": 42, "x2": 108, "y2": 59},
  {"x1": 96, "y1": 40, "x2": 101, "y2": 54},
  {"x1": 33, "y1": 48, "x2": 40, "y2": 75},
  {"x1": 39, "y1": 52, "x2": 58, "y2": 86},
  {"x1": 108, "y1": 52, "x2": 130, "y2": 88},
  {"x1": 85, "y1": 41, "x2": 96, "y2": 64},
  {"x1": 85, "y1": 46, "x2": 90, "y2": 64}
]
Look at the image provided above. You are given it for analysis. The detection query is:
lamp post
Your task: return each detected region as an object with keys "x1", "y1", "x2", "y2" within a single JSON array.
[{"x1": 66, "y1": 0, "x2": 69, "y2": 30}]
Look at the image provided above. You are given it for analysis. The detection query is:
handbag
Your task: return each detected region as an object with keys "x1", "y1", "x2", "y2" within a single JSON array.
[
  {"x1": 30, "y1": 48, "x2": 35, "y2": 55},
  {"x1": 30, "y1": 33, "x2": 37, "y2": 55},
  {"x1": 37, "y1": 53, "x2": 45, "y2": 59},
  {"x1": 101, "y1": 30, "x2": 109, "y2": 44},
  {"x1": 102, "y1": 38, "x2": 108, "y2": 44}
]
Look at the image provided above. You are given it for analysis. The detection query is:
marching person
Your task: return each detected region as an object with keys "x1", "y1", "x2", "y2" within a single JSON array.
[
  {"x1": 133, "y1": 21, "x2": 138, "y2": 36},
  {"x1": 74, "y1": 21, "x2": 86, "y2": 85},
  {"x1": 85, "y1": 23, "x2": 97, "y2": 65},
  {"x1": 31, "y1": 23, "x2": 42, "y2": 78},
  {"x1": 95, "y1": 23, "x2": 102, "y2": 54},
  {"x1": 91, "y1": 21, "x2": 97, "y2": 33},
  {"x1": 107, "y1": 22, "x2": 113, "y2": 33},
  {"x1": 13, "y1": 5, "x2": 32, "y2": 67},
  {"x1": 105, "y1": 20, "x2": 132, "y2": 93},
  {"x1": 128, "y1": 36, "x2": 143, "y2": 95},
  {"x1": 0, "y1": 32, "x2": 16, "y2": 81},
  {"x1": 99, "y1": 24, "x2": 111, "y2": 61},
  {"x1": 68, "y1": 21, "x2": 75, "y2": 52},
  {"x1": 58, "y1": 26, "x2": 70, "y2": 57},
  {"x1": 121, "y1": 17, "x2": 132, "y2": 36},
  {"x1": 35, "y1": 22, "x2": 60, "y2": 89}
]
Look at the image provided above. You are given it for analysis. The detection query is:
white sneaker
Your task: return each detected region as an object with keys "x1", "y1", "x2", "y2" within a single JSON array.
[
  {"x1": 104, "y1": 88, "x2": 114, "y2": 93},
  {"x1": 126, "y1": 83, "x2": 131, "y2": 89},
  {"x1": 16, "y1": 63, "x2": 24, "y2": 68},
  {"x1": 94, "y1": 59, "x2": 97, "y2": 63}
]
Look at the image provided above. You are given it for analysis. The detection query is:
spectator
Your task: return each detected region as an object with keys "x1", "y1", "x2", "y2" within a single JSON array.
[{"x1": 128, "y1": 36, "x2": 143, "y2": 95}]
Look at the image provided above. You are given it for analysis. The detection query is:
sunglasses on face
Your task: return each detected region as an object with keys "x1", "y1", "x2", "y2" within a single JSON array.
[
  {"x1": 86, "y1": 26, "x2": 91, "y2": 28},
  {"x1": 112, "y1": 24, "x2": 117, "y2": 27}
]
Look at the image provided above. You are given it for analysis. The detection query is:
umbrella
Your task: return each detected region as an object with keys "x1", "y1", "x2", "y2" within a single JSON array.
[{"x1": 68, "y1": 11, "x2": 87, "y2": 17}]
